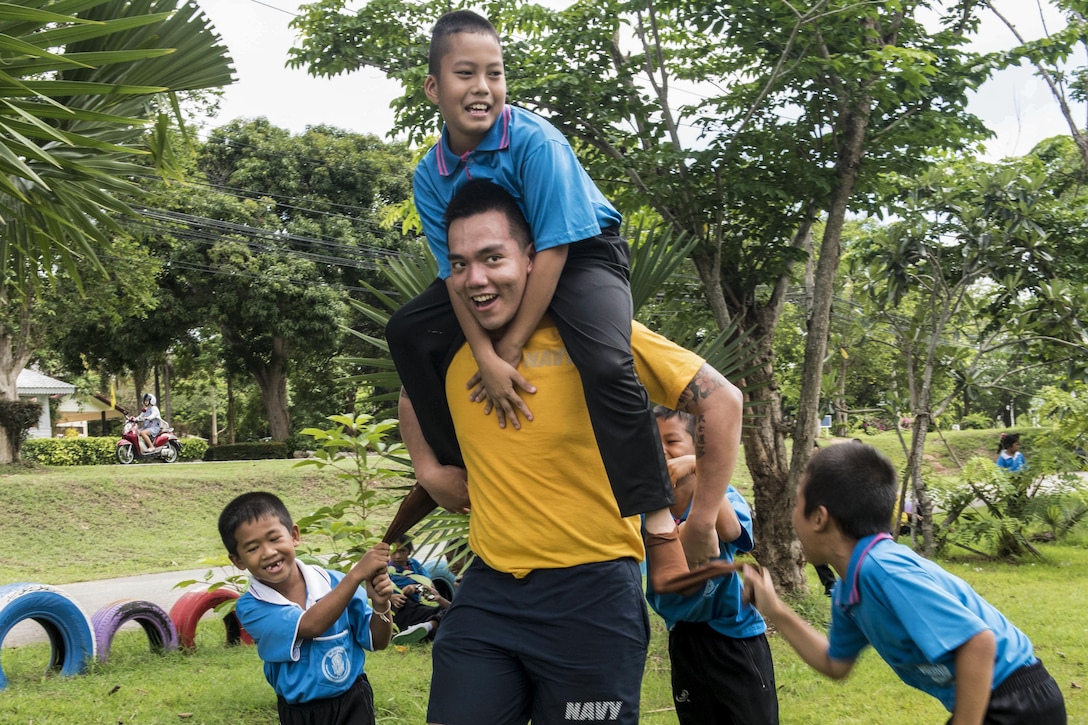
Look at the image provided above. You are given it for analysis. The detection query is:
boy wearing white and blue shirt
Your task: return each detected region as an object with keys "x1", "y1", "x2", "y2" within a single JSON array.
[
  {"x1": 744, "y1": 443, "x2": 1066, "y2": 724},
  {"x1": 647, "y1": 407, "x2": 779, "y2": 724},
  {"x1": 219, "y1": 492, "x2": 394, "y2": 725}
]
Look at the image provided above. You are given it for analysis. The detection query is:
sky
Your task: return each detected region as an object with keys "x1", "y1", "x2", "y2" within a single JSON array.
[{"x1": 197, "y1": 0, "x2": 1082, "y2": 161}]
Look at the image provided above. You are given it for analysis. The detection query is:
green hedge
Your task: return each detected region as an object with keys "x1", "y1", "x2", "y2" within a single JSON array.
[
  {"x1": 203, "y1": 441, "x2": 289, "y2": 461},
  {"x1": 22, "y1": 436, "x2": 208, "y2": 465}
]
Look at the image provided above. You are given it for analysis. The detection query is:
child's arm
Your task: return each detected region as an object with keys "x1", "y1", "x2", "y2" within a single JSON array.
[
  {"x1": 460, "y1": 246, "x2": 570, "y2": 427},
  {"x1": 949, "y1": 630, "x2": 996, "y2": 725},
  {"x1": 447, "y1": 278, "x2": 537, "y2": 430},
  {"x1": 742, "y1": 564, "x2": 854, "y2": 679},
  {"x1": 366, "y1": 571, "x2": 395, "y2": 650},
  {"x1": 297, "y1": 545, "x2": 389, "y2": 639},
  {"x1": 668, "y1": 453, "x2": 743, "y2": 542},
  {"x1": 398, "y1": 391, "x2": 470, "y2": 513},
  {"x1": 675, "y1": 364, "x2": 744, "y2": 565}
]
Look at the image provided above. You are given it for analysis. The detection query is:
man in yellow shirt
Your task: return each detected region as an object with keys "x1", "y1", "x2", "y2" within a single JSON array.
[{"x1": 403, "y1": 179, "x2": 744, "y2": 725}]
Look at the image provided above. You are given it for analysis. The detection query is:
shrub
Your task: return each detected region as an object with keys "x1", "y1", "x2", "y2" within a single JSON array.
[
  {"x1": 958, "y1": 412, "x2": 992, "y2": 430},
  {"x1": 203, "y1": 441, "x2": 288, "y2": 461},
  {"x1": 0, "y1": 399, "x2": 43, "y2": 459},
  {"x1": 21, "y1": 436, "x2": 208, "y2": 465}
]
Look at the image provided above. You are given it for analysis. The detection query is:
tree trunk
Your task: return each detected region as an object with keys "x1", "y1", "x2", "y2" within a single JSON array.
[
  {"x1": 0, "y1": 293, "x2": 37, "y2": 464},
  {"x1": 247, "y1": 337, "x2": 291, "y2": 441},
  {"x1": 908, "y1": 414, "x2": 936, "y2": 556}
]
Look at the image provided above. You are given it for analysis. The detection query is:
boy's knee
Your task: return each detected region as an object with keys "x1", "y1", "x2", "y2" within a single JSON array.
[{"x1": 575, "y1": 348, "x2": 637, "y2": 390}]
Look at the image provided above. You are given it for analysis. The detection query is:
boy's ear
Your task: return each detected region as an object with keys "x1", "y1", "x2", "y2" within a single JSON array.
[
  {"x1": 424, "y1": 74, "x2": 440, "y2": 104},
  {"x1": 811, "y1": 504, "x2": 832, "y2": 532},
  {"x1": 228, "y1": 552, "x2": 245, "y2": 571}
]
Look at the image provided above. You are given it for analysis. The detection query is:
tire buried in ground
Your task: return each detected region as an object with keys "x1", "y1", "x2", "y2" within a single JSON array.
[
  {"x1": 91, "y1": 599, "x2": 179, "y2": 663},
  {"x1": 169, "y1": 589, "x2": 253, "y2": 650},
  {"x1": 0, "y1": 583, "x2": 95, "y2": 690}
]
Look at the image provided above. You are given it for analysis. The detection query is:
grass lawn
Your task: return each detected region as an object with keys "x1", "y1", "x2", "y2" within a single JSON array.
[{"x1": 0, "y1": 451, "x2": 1084, "y2": 723}]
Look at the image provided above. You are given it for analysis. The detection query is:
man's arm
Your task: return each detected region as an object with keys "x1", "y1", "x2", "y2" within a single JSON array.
[
  {"x1": 673, "y1": 363, "x2": 743, "y2": 564},
  {"x1": 949, "y1": 630, "x2": 995, "y2": 725},
  {"x1": 397, "y1": 390, "x2": 470, "y2": 513}
]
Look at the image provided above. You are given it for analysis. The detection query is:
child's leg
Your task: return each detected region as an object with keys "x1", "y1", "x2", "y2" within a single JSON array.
[
  {"x1": 547, "y1": 230, "x2": 674, "y2": 516},
  {"x1": 385, "y1": 278, "x2": 465, "y2": 468}
]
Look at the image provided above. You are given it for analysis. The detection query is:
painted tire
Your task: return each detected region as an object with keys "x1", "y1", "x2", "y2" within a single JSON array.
[
  {"x1": 90, "y1": 599, "x2": 178, "y2": 663},
  {"x1": 0, "y1": 583, "x2": 95, "y2": 690},
  {"x1": 115, "y1": 443, "x2": 135, "y2": 464},
  {"x1": 169, "y1": 589, "x2": 253, "y2": 650}
]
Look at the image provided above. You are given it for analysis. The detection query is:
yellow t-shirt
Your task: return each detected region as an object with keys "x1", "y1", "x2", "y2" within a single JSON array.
[{"x1": 447, "y1": 318, "x2": 705, "y2": 577}]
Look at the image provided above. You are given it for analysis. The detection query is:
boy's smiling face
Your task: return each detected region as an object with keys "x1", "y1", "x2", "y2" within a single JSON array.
[
  {"x1": 425, "y1": 31, "x2": 506, "y2": 155},
  {"x1": 228, "y1": 514, "x2": 301, "y2": 592}
]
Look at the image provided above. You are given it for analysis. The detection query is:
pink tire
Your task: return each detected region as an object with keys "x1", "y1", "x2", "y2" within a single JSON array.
[
  {"x1": 90, "y1": 599, "x2": 178, "y2": 663},
  {"x1": 169, "y1": 589, "x2": 252, "y2": 650}
]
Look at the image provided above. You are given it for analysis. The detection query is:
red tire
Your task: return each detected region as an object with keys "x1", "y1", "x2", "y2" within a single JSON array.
[
  {"x1": 90, "y1": 599, "x2": 178, "y2": 663},
  {"x1": 168, "y1": 589, "x2": 253, "y2": 651}
]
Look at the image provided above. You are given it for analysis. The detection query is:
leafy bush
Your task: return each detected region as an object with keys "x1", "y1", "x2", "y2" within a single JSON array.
[
  {"x1": 22, "y1": 436, "x2": 209, "y2": 465},
  {"x1": 0, "y1": 399, "x2": 43, "y2": 458},
  {"x1": 957, "y1": 412, "x2": 993, "y2": 430},
  {"x1": 203, "y1": 441, "x2": 288, "y2": 461}
]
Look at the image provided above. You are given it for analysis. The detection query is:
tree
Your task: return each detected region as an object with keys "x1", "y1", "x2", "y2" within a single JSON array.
[
  {"x1": 0, "y1": 0, "x2": 233, "y2": 463},
  {"x1": 291, "y1": 0, "x2": 993, "y2": 590},
  {"x1": 851, "y1": 159, "x2": 1064, "y2": 555}
]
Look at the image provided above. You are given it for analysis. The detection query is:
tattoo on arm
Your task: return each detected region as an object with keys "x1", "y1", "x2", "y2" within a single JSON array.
[{"x1": 676, "y1": 365, "x2": 725, "y2": 458}]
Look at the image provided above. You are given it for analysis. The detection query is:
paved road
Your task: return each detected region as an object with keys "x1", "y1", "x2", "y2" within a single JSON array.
[{"x1": 2, "y1": 567, "x2": 239, "y2": 648}]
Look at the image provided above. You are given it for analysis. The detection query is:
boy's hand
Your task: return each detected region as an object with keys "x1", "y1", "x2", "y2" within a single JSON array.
[
  {"x1": 466, "y1": 352, "x2": 536, "y2": 429},
  {"x1": 741, "y1": 563, "x2": 777, "y2": 613},
  {"x1": 367, "y1": 571, "x2": 394, "y2": 605},
  {"x1": 354, "y1": 543, "x2": 390, "y2": 580},
  {"x1": 666, "y1": 454, "x2": 696, "y2": 484}
]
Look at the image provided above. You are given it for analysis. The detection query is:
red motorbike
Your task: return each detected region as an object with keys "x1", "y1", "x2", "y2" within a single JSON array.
[{"x1": 115, "y1": 417, "x2": 181, "y2": 464}]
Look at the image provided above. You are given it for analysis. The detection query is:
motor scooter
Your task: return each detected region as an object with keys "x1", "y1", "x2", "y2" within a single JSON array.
[{"x1": 115, "y1": 417, "x2": 181, "y2": 464}]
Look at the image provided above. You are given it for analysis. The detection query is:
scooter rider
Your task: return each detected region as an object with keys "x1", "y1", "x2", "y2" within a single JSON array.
[{"x1": 137, "y1": 394, "x2": 163, "y2": 452}]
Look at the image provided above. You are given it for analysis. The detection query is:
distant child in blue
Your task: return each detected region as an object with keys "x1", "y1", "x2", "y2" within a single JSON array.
[
  {"x1": 996, "y1": 432, "x2": 1027, "y2": 473},
  {"x1": 743, "y1": 443, "x2": 1065, "y2": 724},
  {"x1": 386, "y1": 9, "x2": 705, "y2": 587},
  {"x1": 646, "y1": 406, "x2": 778, "y2": 725},
  {"x1": 387, "y1": 535, "x2": 449, "y2": 645},
  {"x1": 219, "y1": 492, "x2": 394, "y2": 725}
]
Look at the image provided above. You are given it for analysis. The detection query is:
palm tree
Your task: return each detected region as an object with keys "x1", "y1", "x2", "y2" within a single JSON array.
[{"x1": 0, "y1": 0, "x2": 234, "y2": 462}]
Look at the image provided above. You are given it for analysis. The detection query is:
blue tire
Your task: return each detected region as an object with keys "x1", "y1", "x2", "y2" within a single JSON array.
[{"x1": 0, "y1": 583, "x2": 95, "y2": 690}]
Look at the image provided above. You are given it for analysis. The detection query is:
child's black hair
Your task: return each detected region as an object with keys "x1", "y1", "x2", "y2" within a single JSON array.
[
  {"x1": 653, "y1": 404, "x2": 695, "y2": 441},
  {"x1": 394, "y1": 534, "x2": 415, "y2": 553},
  {"x1": 997, "y1": 432, "x2": 1020, "y2": 455},
  {"x1": 218, "y1": 492, "x2": 294, "y2": 556},
  {"x1": 445, "y1": 179, "x2": 532, "y2": 249},
  {"x1": 428, "y1": 10, "x2": 501, "y2": 77},
  {"x1": 801, "y1": 443, "x2": 897, "y2": 540}
]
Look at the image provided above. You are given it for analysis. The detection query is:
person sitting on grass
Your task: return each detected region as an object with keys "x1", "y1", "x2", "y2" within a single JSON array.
[
  {"x1": 219, "y1": 492, "x2": 394, "y2": 725},
  {"x1": 388, "y1": 535, "x2": 450, "y2": 645},
  {"x1": 742, "y1": 443, "x2": 1066, "y2": 725}
]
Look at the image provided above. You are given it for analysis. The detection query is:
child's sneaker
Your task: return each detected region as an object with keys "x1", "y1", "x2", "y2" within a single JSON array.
[{"x1": 392, "y1": 622, "x2": 430, "y2": 645}]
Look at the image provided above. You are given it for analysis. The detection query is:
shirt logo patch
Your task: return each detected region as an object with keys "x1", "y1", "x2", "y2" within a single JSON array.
[{"x1": 322, "y1": 645, "x2": 352, "y2": 684}]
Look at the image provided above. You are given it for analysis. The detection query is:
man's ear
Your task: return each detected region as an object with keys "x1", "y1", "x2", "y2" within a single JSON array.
[
  {"x1": 525, "y1": 243, "x2": 536, "y2": 273},
  {"x1": 424, "y1": 74, "x2": 440, "y2": 104}
]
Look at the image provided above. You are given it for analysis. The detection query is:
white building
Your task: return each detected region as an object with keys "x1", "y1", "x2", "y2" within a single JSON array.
[{"x1": 16, "y1": 368, "x2": 76, "y2": 439}]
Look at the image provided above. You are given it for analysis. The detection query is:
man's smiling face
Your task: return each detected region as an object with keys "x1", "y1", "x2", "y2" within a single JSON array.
[{"x1": 447, "y1": 208, "x2": 534, "y2": 335}]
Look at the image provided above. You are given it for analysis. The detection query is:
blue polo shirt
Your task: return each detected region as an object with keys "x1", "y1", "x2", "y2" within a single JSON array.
[
  {"x1": 828, "y1": 534, "x2": 1037, "y2": 711},
  {"x1": 235, "y1": 563, "x2": 375, "y2": 705},
  {"x1": 645, "y1": 486, "x2": 766, "y2": 639},
  {"x1": 413, "y1": 104, "x2": 622, "y2": 279}
]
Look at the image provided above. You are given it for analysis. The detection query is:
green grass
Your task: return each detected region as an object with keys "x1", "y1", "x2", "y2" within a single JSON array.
[{"x1": 0, "y1": 459, "x2": 1084, "y2": 723}]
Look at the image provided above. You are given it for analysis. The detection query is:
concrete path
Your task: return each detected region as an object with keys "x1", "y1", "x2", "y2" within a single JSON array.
[{"x1": 2, "y1": 567, "x2": 241, "y2": 648}]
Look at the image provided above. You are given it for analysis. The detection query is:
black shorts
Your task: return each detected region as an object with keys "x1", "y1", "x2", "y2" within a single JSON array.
[
  {"x1": 668, "y1": 622, "x2": 779, "y2": 725},
  {"x1": 946, "y1": 659, "x2": 1066, "y2": 725},
  {"x1": 427, "y1": 557, "x2": 649, "y2": 724},
  {"x1": 277, "y1": 672, "x2": 374, "y2": 725}
]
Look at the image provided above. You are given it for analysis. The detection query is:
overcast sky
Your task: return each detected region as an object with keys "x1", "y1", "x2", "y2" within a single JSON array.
[{"x1": 198, "y1": 0, "x2": 1081, "y2": 161}]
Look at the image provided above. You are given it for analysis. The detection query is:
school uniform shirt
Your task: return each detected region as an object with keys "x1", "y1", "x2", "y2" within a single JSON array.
[
  {"x1": 645, "y1": 486, "x2": 766, "y2": 639},
  {"x1": 414, "y1": 104, "x2": 622, "y2": 279},
  {"x1": 235, "y1": 562, "x2": 375, "y2": 705},
  {"x1": 997, "y1": 451, "x2": 1026, "y2": 472},
  {"x1": 827, "y1": 534, "x2": 1037, "y2": 711},
  {"x1": 447, "y1": 319, "x2": 704, "y2": 577}
]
